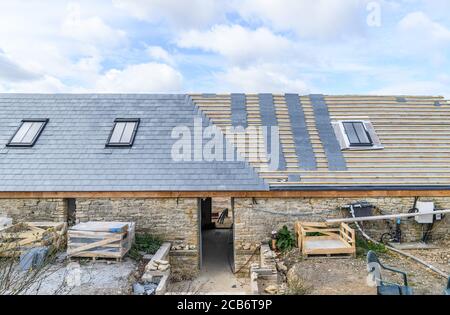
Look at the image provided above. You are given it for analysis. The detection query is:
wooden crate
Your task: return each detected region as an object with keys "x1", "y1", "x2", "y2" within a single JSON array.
[
  {"x1": 0, "y1": 222, "x2": 67, "y2": 257},
  {"x1": 295, "y1": 221, "x2": 356, "y2": 258},
  {"x1": 67, "y1": 222, "x2": 135, "y2": 261}
]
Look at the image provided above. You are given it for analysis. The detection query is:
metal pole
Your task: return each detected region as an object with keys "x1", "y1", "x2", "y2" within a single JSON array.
[
  {"x1": 348, "y1": 206, "x2": 448, "y2": 279},
  {"x1": 326, "y1": 209, "x2": 450, "y2": 224}
]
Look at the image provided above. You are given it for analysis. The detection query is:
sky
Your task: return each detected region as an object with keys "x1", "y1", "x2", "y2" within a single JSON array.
[{"x1": 0, "y1": 0, "x2": 449, "y2": 96}]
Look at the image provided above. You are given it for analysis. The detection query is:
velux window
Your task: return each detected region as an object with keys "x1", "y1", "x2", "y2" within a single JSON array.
[
  {"x1": 106, "y1": 118, "x2": 140, "y2": 147},
  {"x1": 332, "y1": 120, "x2": 383, "y2": 151},
  {"x1": 7, "y1": 119, "x2": 48, "y2": 147},
  {"x1": 342, "y1": 121, "x2": 373, "y2": 147}
]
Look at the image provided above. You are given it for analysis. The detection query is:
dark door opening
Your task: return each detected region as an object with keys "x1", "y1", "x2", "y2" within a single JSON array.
[
  {"x1": 199, "y1": 198, "x2": 234, "y2": 273},
  {"x1": 201, "y1": 197, "x2": 214, "y2": 230},
  {"x1": 67, "y1": 198, "x2": 76, "y2": 226}
]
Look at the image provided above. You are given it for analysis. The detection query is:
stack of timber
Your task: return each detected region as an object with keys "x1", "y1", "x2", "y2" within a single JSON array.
[
  {"x1": 0, "y1": 222, "x2": 67, "y2": 257},
  {"x1": 67, "y1": 221, "x2": 135, "y2": 261}
]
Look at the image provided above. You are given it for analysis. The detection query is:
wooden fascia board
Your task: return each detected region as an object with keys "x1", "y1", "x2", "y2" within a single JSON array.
[{"x1": 1, "y1": 190, "x2": 450, "y2": 199}]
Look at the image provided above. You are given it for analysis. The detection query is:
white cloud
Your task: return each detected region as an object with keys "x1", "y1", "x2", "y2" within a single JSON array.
[
  {"x1": 0, "y1": 75, "x2": 68, "y2": 93},
  {"x1": 112, "y1": 0, "x2": 228, "y2": 28},
  {"x1": 395, "y1": 11, "x2": 450, "y2": 67},
  {"x1": 94, "y1": 62, "x2": 183, "y2": 93},
  {"x1": 236, "y1": 0, "x2": 367, "y2": 39},
  {"x1": 147, "y1": 46, "x2": 175, "y2": 65},
  {"x1": 398, "y1": 11, "x2": 450, "y2": 43},
  {"x1": 61, "y1": 3, "x2": 126, "y2": 47},
  {"x1": 215, "y1": 64, "x2": 312, "y2": 93},
  {"x1": 370, "y1": 80, "x2": 450, "y2": 98},
  {"x1": 0, "y1": 51, "x2": 41, "y2": 82},
  {"x1": 177, "y1": 25, "x2": 294, "y2": 64}
]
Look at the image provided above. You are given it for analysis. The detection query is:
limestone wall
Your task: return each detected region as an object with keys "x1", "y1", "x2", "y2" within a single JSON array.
[
  {"x1": 75, "y1": 197, "x2": 200, "y2": 275},
  {"x1": 233, "y1": 197, "x2": 450, "y2": 273},
  {"x1": 0, "y1": 199, "x2": 67, "y2": 223}
]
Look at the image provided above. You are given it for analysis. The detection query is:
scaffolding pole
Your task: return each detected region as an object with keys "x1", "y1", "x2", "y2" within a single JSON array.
[{"x1": 326, "y1": 209, "x2": 450, "y2": 224}]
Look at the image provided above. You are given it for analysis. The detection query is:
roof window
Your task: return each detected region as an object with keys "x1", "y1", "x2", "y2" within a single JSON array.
[
  {"x1": 106, "y1": 119, "x2": 140, "y2": 147},
  {"x1": 332, "y1": 120, "x2": 383, "y2": 151},
  {"x1": 7, "y1": 119, "x2": 48, "y2": 147}
]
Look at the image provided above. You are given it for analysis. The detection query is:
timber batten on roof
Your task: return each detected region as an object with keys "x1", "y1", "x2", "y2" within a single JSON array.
[{"x1": 191, "y1": 94, "x2": 450, "y2": 189}]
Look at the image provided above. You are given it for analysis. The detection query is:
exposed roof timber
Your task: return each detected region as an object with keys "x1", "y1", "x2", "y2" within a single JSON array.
[{"x1": 2, "y1": 188, "x2": 450, "y2": 199}]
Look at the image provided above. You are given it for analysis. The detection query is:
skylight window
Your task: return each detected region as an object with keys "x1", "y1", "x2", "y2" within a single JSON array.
[
  {"x1": 342, "y1": 121, "x2": 373, "y2": 147},
  {"x1": 106, "y1": 119, "x2": 140, "y2": 147},
  {"x1": 332, "y1": 120, "x2": 383, "y2": 151},
  {"x1": 7, "y1": 119, "x2": 48, "y2": 147}
]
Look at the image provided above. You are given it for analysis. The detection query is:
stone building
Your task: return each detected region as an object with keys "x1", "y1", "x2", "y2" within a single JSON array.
[{"x1": 0, "y1": 93, "x2": 449, "y2": 275}]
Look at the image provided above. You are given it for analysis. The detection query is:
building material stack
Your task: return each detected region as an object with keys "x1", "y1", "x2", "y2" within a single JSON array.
[
  {"x1": 0, "y1": 222, "x2": 67, "y2": 257},
  {"x1": 67, "y1": 221, "x2": 135, "y2": 261}
]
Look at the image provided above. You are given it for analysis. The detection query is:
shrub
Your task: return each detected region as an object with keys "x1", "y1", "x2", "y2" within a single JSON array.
[
  {"x1": 276, "y1": 226, "x2": 296, "y2": 253},
  {"x1": 128, "y1": 233, "x2": 163, "y2": 260}
]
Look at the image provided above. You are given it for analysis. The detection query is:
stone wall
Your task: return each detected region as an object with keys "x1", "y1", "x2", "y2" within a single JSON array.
[
  {"x1": 1, "y1": 195, "x2": 449, "y2": 278},
  {"x1": 75, "y1": 198, "x2": 200, "y2": 274},
  {"x1": 233, "y1": 197, "x2": 450, "y2": 273},
  {"x1": 0, "y1": 199, "x2": 67, "y2": 223},
  {"x1": 212, "y1": 197, "x2": 232, "y2": 215}
]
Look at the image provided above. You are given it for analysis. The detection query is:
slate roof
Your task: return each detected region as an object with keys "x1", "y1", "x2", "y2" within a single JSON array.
[
  {"x1": 192, "y1": 94, "x2": 450, "y2": 190},
  {"x1": 2, "y1": 93, "x2": 450, "y2": 192},
  {"x1": 0, "y1": 94, "x2": 268, "y2": 192}
]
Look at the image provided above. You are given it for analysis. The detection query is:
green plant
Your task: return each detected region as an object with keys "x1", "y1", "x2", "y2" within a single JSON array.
[
  {"x1": 128, "y1": 233, "x2": 163, "y2": 260},
  {"x1": 276, "y1": 226, "x2": 296, "y2": 253},
  {"x1": 356, "y1": 237, "x2": 387, "y2": 257}
]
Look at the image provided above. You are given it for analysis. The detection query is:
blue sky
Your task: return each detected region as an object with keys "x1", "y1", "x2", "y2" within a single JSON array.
[{"x1": 0, "y1": 0, "x2": 449, "y2": 96}]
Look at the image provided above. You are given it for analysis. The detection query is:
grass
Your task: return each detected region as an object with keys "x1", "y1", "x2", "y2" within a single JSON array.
[
  {"x1": 356, "y1": 237, "x2": 388, "y2": 257},
  {"x1": 285, "y1": 275, "x2": 312, "y2": 295},
  {"x1": 128, "y1": 233, "x2": 163, "y2": 261}
]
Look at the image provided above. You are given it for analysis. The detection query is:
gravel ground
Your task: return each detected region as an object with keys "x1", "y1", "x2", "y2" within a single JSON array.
[
  {"x1": 381, "y1": 239, "x2": 449, "y2": 295},
  {"x1": 23, "y1": 256, "x2": 138, "y2": 295},
  {"x1": 285, "y1": 240, "x2": 449, "y2": 295}
]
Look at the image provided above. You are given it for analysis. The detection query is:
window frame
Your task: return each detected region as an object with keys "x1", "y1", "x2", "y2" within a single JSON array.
[
  {"x1": 106, "y1": 118, "x2": 140, "y2": 148},
  {"x1": 6, "y1": 119, "x2": 49, "y2": 147},
  {"x1": 341, "y1": 121, "x2": 373, "y2": 147}
]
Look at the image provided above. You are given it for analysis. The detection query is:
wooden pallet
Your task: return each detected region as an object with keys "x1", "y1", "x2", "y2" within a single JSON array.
[
  {"x1": 295, "y1": 221, "x2": 356, "y2": 258},
  {"x1": 67, "y1": 222, "x2": 135, "y2": 261},
  {"x1": 0, "y1": 222, "x2": 67, "y2": 257}
]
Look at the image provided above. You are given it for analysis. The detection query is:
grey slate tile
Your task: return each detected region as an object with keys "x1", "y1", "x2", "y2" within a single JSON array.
[{"x1": 0, "y1": 94, "x2": 268, "y2": 192}]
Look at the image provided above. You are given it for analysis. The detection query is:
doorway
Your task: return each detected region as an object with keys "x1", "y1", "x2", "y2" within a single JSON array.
[{"x1": 199, "y1": 198, "x2": 234, "y2": 273}]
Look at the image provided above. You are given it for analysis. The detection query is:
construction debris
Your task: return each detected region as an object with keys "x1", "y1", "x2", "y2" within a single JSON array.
[
  {"x1": 145, "y1": 259, "x2": 170, "y2": 272},
  {"x1": 133, "y1": 282, "x2": 158, "y2": 295},
  {"x1": 250, "y1": 244, "x2": 279, "y2": 295},
  {"x1": 67, "y1": 221, "x2": 135, "y2": 261},
  {"x1": 19, "y1": 246, "x2": 49, "y2": 271},
  {"x1": 172, "y1": 244, "x2": 196, "y2": 251},
  {"x1": 264, "y1": 285, "x2": 279, "y2": 295},
  {"x1": 0, "y1": 222, "x2": 67, "y2": 257},
  {"x1": 140, "y1": 242, "x2": 171, "y2": 295},
  {"x1": 0, "y1": 217, "x2": 12, "y2": 231}
]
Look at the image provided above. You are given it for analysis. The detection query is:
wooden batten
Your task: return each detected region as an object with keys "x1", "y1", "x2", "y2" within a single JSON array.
[{"x1": 1, "y1": 189, "x2": 450, "y2": 199}]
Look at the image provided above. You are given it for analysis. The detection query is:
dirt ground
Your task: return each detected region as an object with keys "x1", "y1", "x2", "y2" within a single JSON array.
[
  {"x1": 284, "y1": 239, "x2": 450, "y2": 295},
  {"x1": 168, "y1": 229, "x2": 250, "y2": 294},
  {"x1": 5, "y1": 237, "x2": 448, "y2": 295}
]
